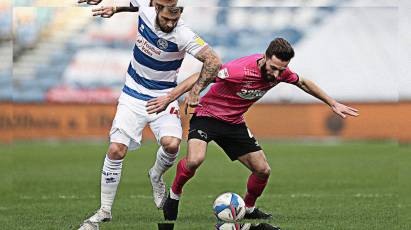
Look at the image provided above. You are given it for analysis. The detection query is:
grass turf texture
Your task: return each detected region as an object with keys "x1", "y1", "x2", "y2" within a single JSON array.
[{"x1": 0, "y1": 141, "x2": 406, "y2": 229}]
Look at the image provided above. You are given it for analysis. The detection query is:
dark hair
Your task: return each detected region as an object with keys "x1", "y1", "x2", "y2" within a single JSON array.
[
  {"x1": 265, "y1": 38, "x2": 295, "y2": 61},
  {"x1": 157, "y1": 5, "x2": 184, "y2": 14}
]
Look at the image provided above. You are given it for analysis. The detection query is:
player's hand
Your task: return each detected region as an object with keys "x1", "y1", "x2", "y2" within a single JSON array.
[
  {"x1": 78, "y1": 0, "x2": 103, "y2": 5},
  {"x1": 331, "y1": 102, "x2": 359, "y2": 118},
  {"x1": 184, "y1": 89, "x2": 201, "y2": 115},
  {"x1": 146, "y1": 95, "x2": 172, "y2": 114},
  {"x1": 92, "y1": 6, "x2": 116, "y2": 18}
]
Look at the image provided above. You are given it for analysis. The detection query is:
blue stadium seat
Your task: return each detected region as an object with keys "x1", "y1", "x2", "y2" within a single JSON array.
[
  {"x1": 0, "y1": 87, "x2": 12, "y2": 101},
  {"x1": 12, "y1": 89, "x2": 45, "y2": 102}
]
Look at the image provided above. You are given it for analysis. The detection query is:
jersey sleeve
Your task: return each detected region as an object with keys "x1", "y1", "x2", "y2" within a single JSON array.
[
  {"x1": 130, "y1": 0, "x2": 150, "y2": 7},
  {"x1": 278, "y1": 67, "x2": 299, "y2": 84},
  {"x1": 215, "y1": 64, "x2": 245, "y2": 84},
  {"x1": 176, "y1": 24, "x2": 208, "y2": 56}
]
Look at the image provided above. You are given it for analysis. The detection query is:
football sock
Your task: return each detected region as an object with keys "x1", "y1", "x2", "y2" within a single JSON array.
[
  {"x1": 246, "y1": 206, "x2": 255, "y2": 214},
  {"x1": 101, "y1": 154, "x2": 123, "y2": 212},
  {"x1": 171, "y1": 158, "x2": 195, "y2": 195},
  {"x1": 244, "y1": 173, "x2": 269, "y2": 208},
  {"x1": 169, "y1": 188, "x2": 180, "y2": 200},
  {"x1": 151, "y1": 146, "x2": 179, "y2": 182}
]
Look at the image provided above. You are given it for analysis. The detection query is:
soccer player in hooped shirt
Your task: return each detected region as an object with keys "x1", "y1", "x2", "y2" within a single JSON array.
[
  {"x1": 77, "y1": 0, "x2": 221, "y2": 228},
  {"x1": 146, "y1": 38, "x2": 359, "y2": 220}
]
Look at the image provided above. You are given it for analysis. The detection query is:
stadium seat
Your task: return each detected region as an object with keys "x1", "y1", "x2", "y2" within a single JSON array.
[{"x1": 9, "y1": 0, "x2": 352, "y2": 103}]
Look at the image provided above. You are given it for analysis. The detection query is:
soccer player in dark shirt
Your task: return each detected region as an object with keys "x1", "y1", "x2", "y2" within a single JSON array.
[{"x1": 146, "y1": 37, "x2": 359, "y2": 221}]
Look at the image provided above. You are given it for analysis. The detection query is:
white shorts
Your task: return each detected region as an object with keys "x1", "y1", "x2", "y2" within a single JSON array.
[{"x1": 109, "y1": 93, "x2": 182, "y2": 151}]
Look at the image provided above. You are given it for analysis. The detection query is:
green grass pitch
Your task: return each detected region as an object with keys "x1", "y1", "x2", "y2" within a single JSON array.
[{"x1": 0, "y1": 141, "x2": 408, "y2": 229}]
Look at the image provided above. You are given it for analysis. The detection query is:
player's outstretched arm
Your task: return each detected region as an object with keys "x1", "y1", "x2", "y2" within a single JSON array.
[
  {"x1": 91, "y1": 6, "x2": 139, "y2": 18},
  {"x1": 146, "y1": 73, "x2": 201, "y2": 114},
  {"x1": 187, "y1": 46, "x2": 222, "y2": 107},
  {"x1": 295, "y1": 77, "x2": 359, "y2": 118}
]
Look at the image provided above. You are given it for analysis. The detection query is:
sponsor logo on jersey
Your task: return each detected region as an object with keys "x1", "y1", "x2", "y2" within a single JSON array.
[
  {"x1": 136, "y1": 34, "x2": 162, "y2": 56},
  {"x1": 218, "y1": 68, "x2": 229, "y2": 79},
  {"x1": 136, "y1": 36, "x2": 144, "y2": 45},
  {"x1": 157, "y1": 38, "x2": 169, "y2": 51},
  {"x1": 237, "y1": 89, "x2": 267, "y2": 100}
]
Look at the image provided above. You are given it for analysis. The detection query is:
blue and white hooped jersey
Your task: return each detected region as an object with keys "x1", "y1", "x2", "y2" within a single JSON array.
[{"x1": 123, "y1": 0, "x2": 208, "y2": 102}]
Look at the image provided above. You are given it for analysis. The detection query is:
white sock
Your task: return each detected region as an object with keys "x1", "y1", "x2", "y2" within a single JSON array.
[
  {"x1": 246, "y1": 206, "x2": 255, "y2": 214},
  {"x1": 170, "y1": 188, "x2": 180, "y2": 200},
  {"x1": 100, "y1": 155, "x2": 123, "y2": 212},
  {"x1": 150, "y1": 146, "x2": 178, "y2": 182}
]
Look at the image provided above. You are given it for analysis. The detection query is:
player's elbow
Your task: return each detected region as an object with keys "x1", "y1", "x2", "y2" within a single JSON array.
[
  {"x1": 206, "y1": 54, "x2": 222, "y2": 74},
  {"x1": 211, "y1": 58, "x2": 222, "y2": 73},
  {"x1": 204, "y1": 60, "x2": 221, "y2": 82}
]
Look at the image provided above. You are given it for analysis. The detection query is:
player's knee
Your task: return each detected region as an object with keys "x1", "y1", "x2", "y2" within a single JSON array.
[
  {"x1": 254, "y1": 165, "x2": 271, "y2": 178},
  {"x1": 186, "y1": 157, "x2": 204, "y2": 171},
  {"x1": 161, "y1": 138, "x2": 181, "y2": 155},
  {"x1": 107, "y1": 143, "x2": 128, "y2": 160}
]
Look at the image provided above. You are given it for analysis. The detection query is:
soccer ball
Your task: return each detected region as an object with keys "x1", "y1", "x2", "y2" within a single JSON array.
[
  {"x1": 213, "y1": 192, "x2": 246, "y2": 222},
  {"x1": 215, "y1": 223, "x2": 251, "y2": 230}
]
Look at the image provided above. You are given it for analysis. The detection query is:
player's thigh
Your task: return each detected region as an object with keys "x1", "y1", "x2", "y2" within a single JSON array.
[
  {"x1": 149, "y1": 101, "x2": 182, "y2": 144},
  {"x1": 214, "y1": 124, "x2": 261, "y2": 161},
  {"x1": 186, "y1": 138, "x2": 208, "y2": 169},
  {"x1": 238, "y1": 150, "x2": 271, "y2": 176},
  {"x1": 110, "y1": 103, "x2": 147, "y2": 151},
  {"x1": 186, "y1": 115, "x2": 221, "y2": 167}
]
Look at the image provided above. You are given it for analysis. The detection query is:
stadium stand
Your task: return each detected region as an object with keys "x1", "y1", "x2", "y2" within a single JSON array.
[
  {"x1": 0, "y1": 43, "x2": 12, "y2": 102},
  {"x1": 11, "y1": 7, "x2": 90, "y2": 102},
  {"x1": 0, "y1": 2, "x2": 11, "y2": 41},
  {"x1": 13, "y1": 0, "x2": 76, "y2": 7},
  {"x1": 0, "y1": 1, "x2": 11, "y2": 102},
  {"x1": 2, "y1": 0, "x2": 400, "y2": 103},
  {"x1": 7, "y1": 0, "x2": 332, "y2": 103}
]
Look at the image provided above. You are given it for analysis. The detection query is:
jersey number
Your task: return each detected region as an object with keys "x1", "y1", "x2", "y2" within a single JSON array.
[{"x1": 170, "y1": 107, "x2": 180, "y2": 118}]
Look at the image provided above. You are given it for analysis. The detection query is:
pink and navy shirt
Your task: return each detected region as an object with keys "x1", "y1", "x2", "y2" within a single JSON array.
[{"x1": 195, "y1": 54, "x2": 299, "y2": 124}]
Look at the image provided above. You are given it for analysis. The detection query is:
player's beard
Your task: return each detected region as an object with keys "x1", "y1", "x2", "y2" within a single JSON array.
[
  {"x1": 156, "y1": 16, "x2": 175, "y2": 33},
  {"x1": 260, "y1": 64, "x2": 276, "y2": 82}
]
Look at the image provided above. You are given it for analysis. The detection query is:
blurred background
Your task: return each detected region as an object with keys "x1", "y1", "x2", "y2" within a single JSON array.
[{"x1": 0, "y1": 0, "x2": 410, "y2": 142}]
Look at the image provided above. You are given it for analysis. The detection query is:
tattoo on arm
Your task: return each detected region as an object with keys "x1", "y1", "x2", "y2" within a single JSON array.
[
  {"x1": 193, "y1": 47, "x2": 222, "y2": 93},
  {"x1": 116, "y1": 6, "x2": 139, "y2": 13}
]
